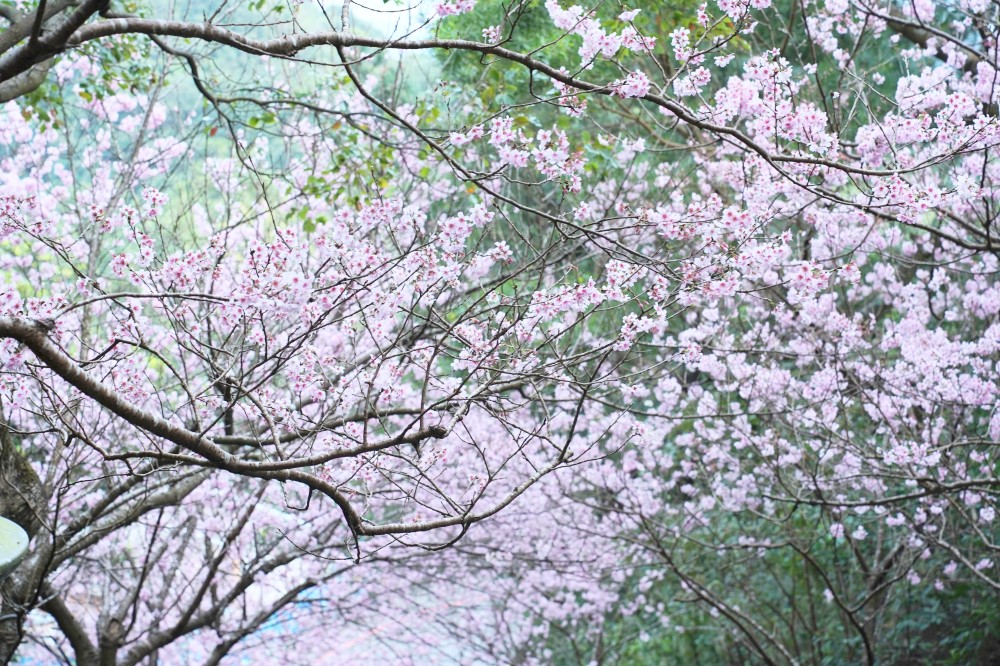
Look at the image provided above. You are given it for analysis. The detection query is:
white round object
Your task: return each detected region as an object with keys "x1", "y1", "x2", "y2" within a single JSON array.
[{"x1": 0, "y1": 516, "x2": 28, "y2": 583}]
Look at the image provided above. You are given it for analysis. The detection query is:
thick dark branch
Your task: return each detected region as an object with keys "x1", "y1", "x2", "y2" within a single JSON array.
[
  {"x1": 0, "y1": 316, "x2": 562, "y2": 537},
  {"x1": 0, "y1": 316, "x2": 366, "y2": 533},
  {"x1": 0, "y1": 318, "x2": 237, "y2": 465},
  {"x1": 51, "y1": 471, "x2": 208, "y2": 567},
  {"x1": 28, "y1": 0, "x2": 47, "y2": 46},
  {"x1": 0, "y1": 0, "x2": 105, "y2": 84},
  {"x1": 0, "y1": 0, "x2": 75, "y2": 53},
  {"x1": 0, "y1": 58, "x2": 51, "y2": 102},
  {"x1": 40, "y1": 588, "x2": 99, "y2": 666},
  {"x1": 0, "y1": 4, "x2": 20, "y2": 23}
]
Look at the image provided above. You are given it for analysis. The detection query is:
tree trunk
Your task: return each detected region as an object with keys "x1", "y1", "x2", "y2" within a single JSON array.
[{"x1": 0, "y1": 598, "x2": 23, "y2": 665}]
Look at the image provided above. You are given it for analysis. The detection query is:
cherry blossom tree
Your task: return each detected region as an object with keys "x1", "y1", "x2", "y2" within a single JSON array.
[{"x1": 1, "y1": 0, "x2": 999, "y2": 663}]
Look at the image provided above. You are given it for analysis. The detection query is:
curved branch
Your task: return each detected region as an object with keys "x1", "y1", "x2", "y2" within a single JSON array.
[
  {"x1": 0, "y1": 316, "x2": 565, "y2": 538},
  {"x1": 58, "y1": 18, "x2": 948, "y2": 179}
]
